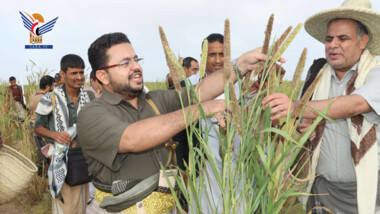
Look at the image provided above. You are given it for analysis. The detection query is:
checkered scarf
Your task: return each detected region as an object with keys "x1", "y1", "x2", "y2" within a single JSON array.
[{"x1": 36, "y1": 85, "x2": 89, "y2": 199}]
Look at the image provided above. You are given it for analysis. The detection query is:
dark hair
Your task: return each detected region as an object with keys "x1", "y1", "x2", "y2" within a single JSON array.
[
  {"x1": 356, "y1": 20, "x2": 369, "y2": 38},
  {"x1": 39, "y1": 75, "x2": 55, "y2": 89},
  {"x1": 328, "y1": 18, "x2": 369, "y2": 39},
  {"x1": 9, "y1": 76, "x2": 16, "y2": 82},
  {"x1": 90, "y1": 70, "x2": 97, "y2": 81},
  {"x1": 202, "y1": 33, "x2": 224, "y2": 48},
  {"x1": 54, "y1": 73, "x2": 61, "y2": 81},
  {"x1": 182, "y1": 57, "x2": 198, "y2": 68},
  {"x1": 88, "y1": 32, "x2": 131, "y2": 73},
  {"x1": 60, "y1": 54, "x2": 85, "y2": 72}
]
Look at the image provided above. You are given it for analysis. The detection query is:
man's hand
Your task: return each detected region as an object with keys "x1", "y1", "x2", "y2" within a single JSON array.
[
  {"x1": 201, "y1": 99, "x2": 226, "y2": 115},
  {"x1": 236, "y1": 47, "x2": 287, "y2": 76},
  {"x1": 262, "y1": 93, "x2": 295, "y2": 120},
  {"x1": 297, "y1": 119, "x2": 316, "y2": 140},
  {"x1": 53, "y1": 131, "x2": 72, "y2": 145},
  {"x1": 202, "y1": 99, "x2": 227, "y2": 129}
]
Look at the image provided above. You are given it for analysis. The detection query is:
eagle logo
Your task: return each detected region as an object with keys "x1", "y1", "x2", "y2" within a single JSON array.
[{"x1": 19, "y1": 11, "x2": 58, "y2": 37}]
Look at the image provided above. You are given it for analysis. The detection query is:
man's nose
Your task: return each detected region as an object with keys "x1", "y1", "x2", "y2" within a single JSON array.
[
  {"x1": 330, "y1": 38, "x2": 339, "y2": 48},
  {"x1": 215, "y1": 54, "x2": 222, "y2": 63},
  {"x1": 131, "y1": 62, "x2": 143, "y2": 74}
]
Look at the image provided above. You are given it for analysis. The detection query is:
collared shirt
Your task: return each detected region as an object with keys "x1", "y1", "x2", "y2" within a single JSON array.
[
  {"x1": 34, "y1": 84, "x2": 79, "y2": 143},
  {"x1": 316, "y1": 64, "x2": 380, "y2": 182},
  {"x1": 77, "y1": 88, "x2": 188, "y2": 184}
]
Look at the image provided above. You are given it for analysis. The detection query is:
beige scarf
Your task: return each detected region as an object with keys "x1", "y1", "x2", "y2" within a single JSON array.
[{"x1": 300, "y1": 49, "x2": 380, "y2": 213}]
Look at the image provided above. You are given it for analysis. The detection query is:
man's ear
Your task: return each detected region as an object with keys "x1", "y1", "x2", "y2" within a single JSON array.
[
  {"x1": 59, "y1": 70, "x2": 66, "y2": 80},
  {"x1": 359, "y1": 34, "x2": 369, "y2": 50},
  {"x1": 96, "y1": 70, "x2": 109, "y2": 86}
]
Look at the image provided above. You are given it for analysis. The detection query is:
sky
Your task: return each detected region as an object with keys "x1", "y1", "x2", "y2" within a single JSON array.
[{"x1": 1, "y1": 0, "x2": 380, "y2": 85}]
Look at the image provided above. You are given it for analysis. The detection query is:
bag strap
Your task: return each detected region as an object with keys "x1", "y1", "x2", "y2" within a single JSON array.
[
  {"x1": 100, "y1": 173, "x2": 159, "y2": 212},
  {"x1": 300, "y1": 58, "x2": 327, "y2": 99},
  {"x1": 145, "y1": 98, "x2": 177, "y2": 168},
  {"x1": 51, "y1": 92, "x2": 56, "y2": 118},
  {"x1": 145, "y1": 98, "x2": 161, "y2": 115}
]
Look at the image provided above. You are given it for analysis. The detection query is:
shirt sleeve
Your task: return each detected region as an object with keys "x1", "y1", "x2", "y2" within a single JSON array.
[
  {"x1": 34, "y1": 113, "x2": 49, "y2": 128},
  {"x1": 352, "y1": 65, "x2": 380, "y2": 124},
  {"x1": 77, "y1": 101, "x2": 129, "y2": 171}
]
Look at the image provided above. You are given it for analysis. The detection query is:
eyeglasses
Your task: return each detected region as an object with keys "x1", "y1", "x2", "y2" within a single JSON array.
[{"x1": 100, "y1": 57, "x2": 143, "y2": 70}]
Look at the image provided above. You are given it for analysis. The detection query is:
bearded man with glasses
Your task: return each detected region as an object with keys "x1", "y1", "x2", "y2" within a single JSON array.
[{"x1": 77, "y1": 32, "x2": 282, "y2": 213}]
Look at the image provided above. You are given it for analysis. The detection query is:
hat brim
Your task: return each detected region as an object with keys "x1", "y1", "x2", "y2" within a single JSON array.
[{"x1": 305, "y1": 7, "x2": 380, "y2": 55}]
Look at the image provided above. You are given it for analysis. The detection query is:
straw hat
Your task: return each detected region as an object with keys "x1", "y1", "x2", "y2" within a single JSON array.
[{"x1": 305, "y1": 0, "x2": 380, "y2": 55}]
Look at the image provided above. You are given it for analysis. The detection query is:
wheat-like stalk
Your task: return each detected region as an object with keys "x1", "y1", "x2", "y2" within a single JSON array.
[
  {"x1": 224, "y1": 19, "x2": 232, "y2": 84},
  {"x1": 229, "y1": 82, "x2": 242, "y2": 136},
  {"x1": 272, "y1": 23, "x2": 303, "y2": 63},
  {"x1": 199, "y1": 40, "x2": 208, "y2": 78},
  {"x1": 160, "y1": 26, "x2": 185, "y2": 93},
  {"x1": 159, "y1": 26, "x2": 174, "y2": 73},
  {"x1": 164, "y1": 46, "x2": 182, "y2": 93},
  {"x1": 272, "y1": 26, "x2": 292, "y2": 57},
  {"x1": 291, "y1": 48, "x2": 307, "y2": 93},
  {"x1": 293, "y1": 69, "x2": 324, "y2": 118},
  {"x1": 263, "y1": 14, "x2": 274, "y2": 55},
  {"x1": 267, "y1": 65, "x2": 277, "y2": 95},
  {"x1": 177, "y1": 54, "x2": 186, "y2": 80},
  {"x1": 242, "y1": 14, "x2": 273, "y2": 93}
]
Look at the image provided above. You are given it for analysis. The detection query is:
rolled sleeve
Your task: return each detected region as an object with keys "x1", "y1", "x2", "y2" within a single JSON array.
[
  {"x1": 352, "y1": 65, "x2": 380, "y2": 124},
  {"x1": 34, "y1": 113, "x2": 49, "y2": 128}
]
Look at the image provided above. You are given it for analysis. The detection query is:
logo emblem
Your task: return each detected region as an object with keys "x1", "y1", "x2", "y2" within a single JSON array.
[{"x1": 19, "y1": 11, "x2": 58, "y2": 49}]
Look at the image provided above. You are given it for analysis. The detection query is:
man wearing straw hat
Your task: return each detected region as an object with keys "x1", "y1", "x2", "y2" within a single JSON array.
[{"x1": 263, "y1": 0, "x2": 380, "y2": 213}]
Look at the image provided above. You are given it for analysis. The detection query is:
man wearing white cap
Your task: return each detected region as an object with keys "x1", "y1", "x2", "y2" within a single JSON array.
[{"x1": 262, "y1": 0, "x2": 380, "y2": 213}]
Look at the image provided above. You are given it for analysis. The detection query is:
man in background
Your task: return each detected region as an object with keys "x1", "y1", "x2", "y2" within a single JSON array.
[
  {"x1": 34, "y1": 54, "x2": 90, "y2": 214},
  {"x1": 55, "y1": 73, "x2": 65, "y2": 87},
  {"x1": 29, "y1": 75, "x2": 55, "y2": 124},
  {"x1": 85, "y1": 70, "x2": 103, "y2": 100},
  {"x1": 6, "y1": 76, "x2": 26, "y2": 121},
  {"x1": 166, "y1": 56, "x2": 199, "y2": 89}
]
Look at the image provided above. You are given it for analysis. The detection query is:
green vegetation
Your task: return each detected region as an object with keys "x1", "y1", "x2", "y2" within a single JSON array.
[
  {"x1": 0, "y1": 62, "x2": 51, "y2": 214},
  {"x1": 158, "y1": 15, "x2": 322, "y2": 214},
  {"x1": 0, "y1": 16, "x2": 320, "y2": 214}
]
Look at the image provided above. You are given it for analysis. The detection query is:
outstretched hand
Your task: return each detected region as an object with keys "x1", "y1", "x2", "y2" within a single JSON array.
[
  {"x1": 202, "y1": 99, "x2": 227, "y2": 129},
  {"x1": 236, "y1": 47, "x2": 286, "y2": 76},
  {"x1": 262, "y1": 93, "x2": 295, "y2": 120}
]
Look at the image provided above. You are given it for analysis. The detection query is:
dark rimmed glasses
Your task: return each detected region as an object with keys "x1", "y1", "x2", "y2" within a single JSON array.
[{"x1": 100, "y1": 57, "x2": 143, "y2": 70}]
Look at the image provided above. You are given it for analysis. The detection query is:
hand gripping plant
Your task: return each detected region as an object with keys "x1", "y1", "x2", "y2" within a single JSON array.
[{"x1": 159, "y1": 14, "x2": 329, "y2": 213}]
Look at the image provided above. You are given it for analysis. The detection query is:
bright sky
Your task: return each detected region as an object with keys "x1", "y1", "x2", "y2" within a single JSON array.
[{"x1": 1, "y1": 0, "x2": 380, "y2": 85}]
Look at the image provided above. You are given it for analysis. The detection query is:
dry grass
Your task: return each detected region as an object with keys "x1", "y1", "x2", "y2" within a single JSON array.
[{"x1": 0, "y1": 64, "x2": 51, "y2": 214}]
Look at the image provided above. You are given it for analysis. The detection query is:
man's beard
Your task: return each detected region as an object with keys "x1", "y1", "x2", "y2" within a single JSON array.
[{"x1": 108, "y1": 71, "x2": 144, "y2": 99}]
